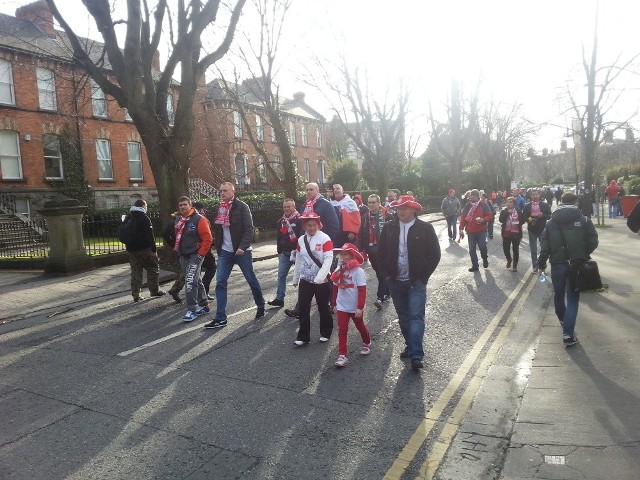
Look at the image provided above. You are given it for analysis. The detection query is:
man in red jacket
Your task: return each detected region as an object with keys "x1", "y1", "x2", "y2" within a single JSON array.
[{"x1": 459, "y1": 189, "x2": 494, "y2": 272}]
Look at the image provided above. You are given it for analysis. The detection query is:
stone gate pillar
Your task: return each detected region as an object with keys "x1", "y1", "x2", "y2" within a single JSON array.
[{"x1": 38, "y1": 199, "x2": 94, "y2": 274}]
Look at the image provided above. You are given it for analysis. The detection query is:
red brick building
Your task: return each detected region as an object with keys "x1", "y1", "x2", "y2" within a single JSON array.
[
  {"x1": 0, "y1": 1, "x2": 159, "y2": 217},
  {"x1": 191, "y1": 78, "x2": 327, "y2": 191}
]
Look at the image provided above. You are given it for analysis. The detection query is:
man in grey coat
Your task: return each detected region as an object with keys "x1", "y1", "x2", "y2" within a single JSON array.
[{"x1": 441, "y1": 188, "x2": 461, "y2": 241}]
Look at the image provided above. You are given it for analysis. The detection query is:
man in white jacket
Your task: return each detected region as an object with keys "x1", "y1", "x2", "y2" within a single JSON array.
[{"x1": 292, "y1": 212, "x2": 334, "y2": 346}]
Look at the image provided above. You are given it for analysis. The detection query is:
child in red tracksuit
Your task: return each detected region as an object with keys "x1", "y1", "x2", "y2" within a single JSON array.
[{"x1": 330, "y1": 243, "x2": 371, "y2": 368}]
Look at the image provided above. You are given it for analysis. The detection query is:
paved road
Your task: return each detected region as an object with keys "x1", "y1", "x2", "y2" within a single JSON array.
[{"x1": 1, "y1": 216, "x2": 637, "y2": 479}]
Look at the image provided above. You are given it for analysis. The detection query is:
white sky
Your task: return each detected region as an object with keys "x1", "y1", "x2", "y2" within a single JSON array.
[{"x1": 3, "y1": 0, "x2": 640, "y2": 153}]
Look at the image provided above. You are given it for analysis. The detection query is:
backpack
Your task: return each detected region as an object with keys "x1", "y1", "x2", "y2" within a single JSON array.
[{"x1": 118, "y1": 215, "x2": 137, "y2": 245}]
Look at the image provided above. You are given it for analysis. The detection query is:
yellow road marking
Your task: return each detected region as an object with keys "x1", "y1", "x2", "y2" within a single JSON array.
[
  {"x1": 383, "y1": 274, "x2": 535, "y2": 479},
  {"x1": 417, "y1": 275, "x2": 537, "y2": 479}
]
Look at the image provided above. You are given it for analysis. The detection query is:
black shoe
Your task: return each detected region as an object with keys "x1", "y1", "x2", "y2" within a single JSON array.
[
  {"x1": 267, "y1": 299, "x2": 284, "y2": 307},
  {"x1": 468, "y1": 266, "x2": 479, "y2": 272},
  {"x1": 284, "y1": 308, "x2": 300, "y2": 318},
  {"x1": 169, "y1": 291, "x2": 182, "y2": 303},
  {"x1": 255, "y1": 307, "x2": 265, "y2": 319},
  {"x1": 411, "y1": 359, "x2": 424, "y2": 371},
  {"x1": 400, "y1": 347, "x2": 409, "y2": 359},
  {"x1": 150, "y1": 290, "x2": 166, "y2": 297},
  {"x1": 483, "y1": 258, "x2": 489, "y2": 268},
  {"x1": 204, "y1": 319, "x2": 227, "y2": 329}
]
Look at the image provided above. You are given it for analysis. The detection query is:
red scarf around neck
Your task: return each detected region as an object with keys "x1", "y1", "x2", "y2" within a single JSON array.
[
  {"x1": 280, "y1": 211, "x2": 300, "y2": 243},
  {"x1": 215, "y1": 197, "x2": 234, "y2": 226}
]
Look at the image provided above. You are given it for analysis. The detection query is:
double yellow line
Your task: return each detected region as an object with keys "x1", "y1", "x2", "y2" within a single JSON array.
[{"x1": 384, "y1": 273, "x2": 537, "y2": 480}]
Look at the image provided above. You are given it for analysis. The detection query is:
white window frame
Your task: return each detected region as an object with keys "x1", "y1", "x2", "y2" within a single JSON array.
[
  {"x1": 234, "y1": 153, "x2": 248, "y2": 185},
  {"x1": 317, "y1": 159, "x2": 326, "y2": 183},
  {"x1": 167, "y1": 94, "x2": 175, "y2": 126},
  {"x1": 303, "y1": 157, "x2": 310, "y2": 182},
  {"x1": 288, "y1": 121, "x2": 296, "y2": 145},
  {"x1": 316, "y1": 127, "x2": 322, "y2": 148},
  {"x1": 43, "y1": 134, "x2": 63, "y2": 179},
  {"x1": 233, "y1": 111, "x2": 243, "y2": 138},
  {"x1": 301, "y1": 124, "x2": 308, "y2": 147},
  {"x1": 105, "y1": 195, "x2": 119, "y2": 209},
  {"x1": 96, "y1": 139, "x2": 113, "y2": 179},
  {"x1": 91, "y1": 80, "x2": 108, "y2": 118},
  {"x1": 128, "y1": 141, "x2": 143, "y2": 180},
  {"x1": 256, "y1": 115, "x2": 264, "y2": 141},
  {"x1": 37, "y1": 67, "x2": 57, "y2": 111},
  {"x1": 271, "y1": 123, "x2": 276, "y2": 143},
  {"x1": 256, "y1": 156, "x2": 266, "y2": 183},
  {"x1": 0, "y1": 59, "x2": 15, "y2": 105},
  {"x1": 0, "y1": 130, "x2": 23, "y2": 179}
]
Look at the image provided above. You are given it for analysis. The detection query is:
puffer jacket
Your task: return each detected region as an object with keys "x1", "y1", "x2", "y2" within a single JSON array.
[
  {"x1": 441, "y1": 196, "x2": 461, "y2": 217},
  {"x1": 537, "y1": 204, "x2": 598, "y2": 268}
]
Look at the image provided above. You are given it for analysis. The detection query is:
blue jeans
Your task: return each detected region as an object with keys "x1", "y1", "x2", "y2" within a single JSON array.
[
  {"x1": 215, "y1": 249, "x2": 265, "y2": 320},
  {"x1": 388, "y1": 279, "x2": 427, "y2": 361},
  {"x1": 528, "y1": 230, "x2": 542, "y2": 270},
  {"x1": 550, "y1": 263, "x2": 580, "y2": 338},
  {"x1": 445, "y1": 215, "x2": 458, "y2": 239},
  {"x1": 467, "y1": 232, "x2": 487, "y2": 268},
  {"x1": 276, "y1": 253, "x2": 294, "y2": 301}
]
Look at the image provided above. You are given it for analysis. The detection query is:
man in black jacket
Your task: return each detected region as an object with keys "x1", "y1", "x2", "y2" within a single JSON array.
[
  {"x1": 125, "y1": 199, "x2": 165, "y2": 302},
  {"x1": 377, "y1": 195, "x2": 441, "y2": 371},
  {"x1": 523, "y1": 189, "x2": 552, "y2": 273},
  {"x1": 359, "y1": 194, "x2": 390, "y2": 309},
  {"x1": 204, "y1": 182, "x2": 265, "y2": 328}
]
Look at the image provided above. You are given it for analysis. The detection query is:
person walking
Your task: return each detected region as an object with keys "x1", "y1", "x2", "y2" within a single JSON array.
[
  {"x1": 523, "y1": 188, "x2": 552, "y2": 273},
  {"x1": 458, "y1": 189, "x2": 494, "y2": 272},
  {"x1": 171, "y1": 196, "x2": 213, "y2": 322},
  {"x1": 498, "y1": 197, "x2": 525, "y2": 271},
  {"x1": 123, "y1": 199, "x2": 165, "y2": 302},
  {"x1": 377, "y1": 195, "x2": 441, "y2": 371},
  {"x1": 359, "y1": 194, "x2": 390, "y2": 309},
  {"x1": 268, "y1": 198, "x2": 303, "y2": 308},
  {"x1": 441, "y1": 188, "x2": 461, "y2": 242},
  {"x1": 204, "y1": 182, "x2": 265, "y2": 328},
  {"x1": 330, "y1": 243, "x2": 371, "y2": 368},
  {"x1": 605, "y1": 179, "x2": 621, "y2": 218},
  {"x1": 193, "y1": 201, "x2": 217, "y2": 300},
  {"x1": 285, "y1": 183, "x2": 339, "y2": 319},
  {"x1": 330, "y1": 184, "x2": 362, "y2": 247},
  {"x1": 536, "y1": 192, "x2": 599, "y2": 346},
  {"x1": 291, "y1": 212, "x2": 334, "y2": 346}
]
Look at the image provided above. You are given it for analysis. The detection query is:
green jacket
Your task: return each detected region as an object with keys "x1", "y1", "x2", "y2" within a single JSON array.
[{"x1": 537, "y1": 204, "x2": 598, "y2": 268}]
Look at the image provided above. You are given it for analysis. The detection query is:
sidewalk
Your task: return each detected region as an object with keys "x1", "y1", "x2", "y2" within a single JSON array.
[{"x1": 500, "y1": 218, "x2": 640, "y2": 479}]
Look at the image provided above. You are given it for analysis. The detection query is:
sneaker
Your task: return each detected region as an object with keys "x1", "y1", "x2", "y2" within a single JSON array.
[
  {"x1": 400, "y1": 347, "x2": 409, "y2": 359},
  {"x1": 293, "y1": 339, "x2": 309, "y2": 346},
  {"x1": 373, "y1": 299, "x2": 383, "y2": 310},
  {"x1": 383, "y1": 295, "x2": 391, "y2": 303},
  {"x1": 255, "y1": 307, "x2": 265, "y2": 319},
  {"x1": 411, "y1": 359, "x2": 424, "y2": 371},
  {"x1": 206, "y1": 294, "x2": 214, "y2": 301},
  {"x1": 195, "y1": 305, "x2": 210, "y2": 315},
  {"x1": 482, "y1": 258, "x2": 489, "y2": 268},
  {"x1": 319, "y1": 336, "x2": 330, "y2": 343},
  {"x1": 169, "y1": 291, "x2": 182, "y2": 303},
  {"x1": 531, "y1": 269, "x2": 537, "y2": 275},
  {"x1": 132, "y1": 295, "x2": 145, "y2": 302},
  {"x1": 335, "y1": 355, "x2": 349, "y2": 367},
  {"x1": 360, "y1": 342, "x2": 372, "y2": 355},
  {"x1": 469, "y1": 266, "x2": 479, "y2": 272},
  {"x1": 204, "y1": 319, "x2": 227, "y2": 329},
  {"x1": 150, "y1": 290, "x2": 166, "y2": 297},
  {"x1": 183, "y1": 310, "x2": 198, "y2": 322},
  {"x1": 563, "y1": 336, "x2": 579, "y2": 346},
  {"x1": 506, "y1": 260, "x2": 512, "y2": 269},
  {"x1": 284, "y1": 308, "x2": 300, "y2": 318},
  {"x1": 267, "y1": 299, "x2": 284, "y2": 307}
]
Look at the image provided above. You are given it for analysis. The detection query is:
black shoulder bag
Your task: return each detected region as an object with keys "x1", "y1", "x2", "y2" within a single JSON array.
[
  {"x1": 303, "y1": 235, "x2": 330, "y2": 281},
  {"x1": 557, "y1": 223, "x2": 602, "y2": 292}
]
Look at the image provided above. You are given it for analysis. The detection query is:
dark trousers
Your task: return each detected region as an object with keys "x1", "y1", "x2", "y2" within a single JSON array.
[
  {"x1": 297, "y1": 279, "x2": 333, "y2": 342},
  {"x1": 368, "y1": 249, "x2": 389, "y2": 300},
  {"x1": 502, "y1": 236, "x2": 521, "y2": 262},
  {"x1": 201, "y1": 251, "x2": 216, "y2": 293},
  {"x1": 445, "y1": 215, "x2": 458, "y2": 239}
]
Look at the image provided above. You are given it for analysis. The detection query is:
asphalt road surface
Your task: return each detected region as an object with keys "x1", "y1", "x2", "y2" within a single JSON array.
[{"x1": 0, "y1": 223, "x2": 551, "y2": 479}]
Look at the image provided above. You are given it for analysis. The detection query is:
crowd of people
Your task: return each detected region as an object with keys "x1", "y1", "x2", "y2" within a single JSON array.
[{"x1": 120, "y1": 181, "x2": 608, "y2": 372}]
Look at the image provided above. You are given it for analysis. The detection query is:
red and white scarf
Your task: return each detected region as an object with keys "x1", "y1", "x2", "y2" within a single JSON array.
[
  {"x1": 507, "y1": 209, "x2": 520, "y2": 233},
  {"x1": 303, "y1": 195, "x2": 318, "y2": 213},
  {"x1": 330, "y1": 259, "x2": 360, "y2": 288},
  {"x1": 530, "y1": 201, "x2": 541, "y2": 217},
  {"x1": 280, "y1": 211, "x2": 300, "y2": 243},
  {"x1": 173, "y1": 216, "x2": 188, "y2": 252},
  {"x1": 464, "y1": 201, "x2": 480, "y2": 223},
  {"x1": 215, "y1": 198, "x2": 233, "y2": 226}
]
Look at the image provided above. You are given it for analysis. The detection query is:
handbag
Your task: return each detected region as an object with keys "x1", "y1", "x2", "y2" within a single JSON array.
[{"x1": 557, "y1": 225, "x2": 602, "y2": 292}]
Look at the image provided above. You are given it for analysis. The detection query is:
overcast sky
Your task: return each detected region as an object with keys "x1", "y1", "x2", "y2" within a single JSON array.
[{"x1": 2, "y1": 0, "x2": 639, "y2": 153}]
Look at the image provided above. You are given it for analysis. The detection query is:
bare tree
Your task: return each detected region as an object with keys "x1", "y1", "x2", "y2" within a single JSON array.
[
  {"x1": 565, "y1": 4, "x2": 640, "y2": 191},
  {"x1": 428, "y1": 79, "x2": 479, "y2": 195},
  {"x1": 216, "y1": 0, "x2": 301, "y2": 198},
  {"x1": 316, "y1": 61, "x2": 408, "y2": 196},
  {"x1": 46, "y1": 0, "x2": 247, "y2": 219}
]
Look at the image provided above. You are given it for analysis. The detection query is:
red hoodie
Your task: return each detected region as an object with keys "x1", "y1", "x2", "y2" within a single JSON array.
[{"x1": 459, "y1": 200, "x2": 494, "y2": 234}]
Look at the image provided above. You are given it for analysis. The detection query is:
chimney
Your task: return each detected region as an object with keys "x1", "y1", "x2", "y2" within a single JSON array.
[
  {"x1": 16, "y1": 0, "x2": 56, "y2": 38},
  {"x1": 293, "y1": 92, "x2": 305, "y2": 103}
]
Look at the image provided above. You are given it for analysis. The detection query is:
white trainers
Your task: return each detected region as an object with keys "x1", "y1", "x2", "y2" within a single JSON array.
[
  {"x1": 182, "y1": 310, "x2": 198, "y2": 322},
  {"x1": 335, "y1": 355, "x2": 349, "y2": 367},
  {"x1": 360, "y1": 342, "x2": 372, "y2": 355},
  {"x1": 319, "y1": 336, "x2": 330, "y2": 343}
]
